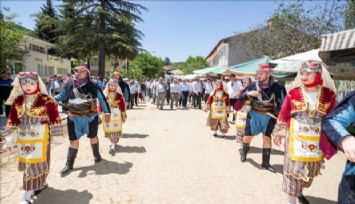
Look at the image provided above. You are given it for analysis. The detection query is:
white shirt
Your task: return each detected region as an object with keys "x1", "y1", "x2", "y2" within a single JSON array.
[
  {"x1": 179, "y1": 83, "x2": 190, "y2": 92},
  {"x1": 129, "y1": 84, "x2": 137, "y2": 93},
  {"x1": 204, "y1": 81, "x2": 214, "y2": 94},
  {"x1": 227, "y1": 80, "x2": 242, "y2": 98},
  {"x1": 157, "y1": 82, "x2": 166, "y2": 93},
  {"x1": 192, "y1": 81, "x2": 202, "y2": 93},
  {"x1": 170, "y1": 83, "x2": 181, "y2": 93}
]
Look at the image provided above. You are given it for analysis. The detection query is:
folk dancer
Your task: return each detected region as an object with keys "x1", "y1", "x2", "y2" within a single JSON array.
[
  {"x1": 1, "y1": 72, "x2": 63, "y2": 204},
  {"x1": 98, "y1": 79, "x2": 126, "y2": 155},
  {"x1": 321, "y1": 90, "x2": 355, "y2": 204},
  {"x1": 272, "y1": 61, "x2": 337, "y2": 204},
  {"x1": 204, "y1": 79, "x2": 230, "y2": 138},
  {"x1": 234, "y1": 76, "x2": 253, "y2": 150},
  {"x1": 239, "y1": 64, "x2": 286, "y2": 173},
  {"x1": 54, "y1": 65, "x2": 111, "y2": 174}
]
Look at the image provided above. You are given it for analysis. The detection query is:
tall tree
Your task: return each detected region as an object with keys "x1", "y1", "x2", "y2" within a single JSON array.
[
  {"x1": 179, "y1": 56, "x2": 209, "y2": 74},
  {"x1": 34, "y1": 0, "x2": 59, "y2": 43},
  {"x1": 234, "y1": 1, "x2": 345, "y2": 59},
  {"x1": 345, "y1": 0, "x2": 355, "y2": 29},
  {"x1": 0, "y1": 9, "x2": 25, "y2": 72},
  {"x1": 164, "y1": 57, "x2": 171, "y2": 66},
  {"x1": 54, "y1": 0, "x2": 146, "y2": 78}
]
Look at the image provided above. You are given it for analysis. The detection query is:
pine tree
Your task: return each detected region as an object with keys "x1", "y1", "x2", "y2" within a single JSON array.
[{"x1": 34, "y1": 0, "x2": 58, "y2": 43}]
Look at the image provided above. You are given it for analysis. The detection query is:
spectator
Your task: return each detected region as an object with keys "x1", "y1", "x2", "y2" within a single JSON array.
[{"x1": 0, "y1": 70, "x2": 14, "y2": 117}]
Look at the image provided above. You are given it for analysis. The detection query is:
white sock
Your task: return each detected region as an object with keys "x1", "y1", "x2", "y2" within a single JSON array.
[
  {"x1": 288, "y1": 196, "x2": 297, "y2": 204},
  {"x1": 22, "y1": 190, "x2": 33, "y2": 201},
  {"x1": 214, "y1": 131, "x2": 217, "y2": 134},
  {"x1": 110, "y1": 143, "x2": 116, "y2": 149}
]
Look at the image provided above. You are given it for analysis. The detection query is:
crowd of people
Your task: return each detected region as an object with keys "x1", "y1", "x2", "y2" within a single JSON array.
[{"x1": 0, "y1": 61, "x2": 354, "y2": 204}]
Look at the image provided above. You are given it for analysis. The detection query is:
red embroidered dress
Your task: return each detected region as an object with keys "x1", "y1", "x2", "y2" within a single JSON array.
[
  {"x1": 7, "y1": 93, "x2": 62, "y2": 191},
  {"x1": 273, "y1": 86, "x2": 336, "y2": 196}
]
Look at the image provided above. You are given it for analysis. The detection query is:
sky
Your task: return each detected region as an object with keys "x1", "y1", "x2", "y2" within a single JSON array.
[{"x1": 0, "y1": 0, "x2": 321, "y2": 63}]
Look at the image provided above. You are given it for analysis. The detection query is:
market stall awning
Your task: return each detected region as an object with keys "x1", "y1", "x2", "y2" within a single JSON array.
[
  {"x1": 318, "y1": 29, "x2": 355, "y2": 64},
  {"x1": 271, "y1": 49, "x2": 322, "y2": 73},
  {"x1": 193, "y1": 66, "x2": 225, "y2": 74},
  {"x1": 222, "y1": 56, "x2": 271, "y2": 76}
]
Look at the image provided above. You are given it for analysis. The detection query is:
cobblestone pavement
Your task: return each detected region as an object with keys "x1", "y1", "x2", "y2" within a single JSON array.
[{"x1": 0, "y1": 100, "x2": 345, "y2": 204}]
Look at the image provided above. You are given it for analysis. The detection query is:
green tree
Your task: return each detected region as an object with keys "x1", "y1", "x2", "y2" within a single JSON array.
[
  {"x1": 345, "y1": 0, "x2": 355, "y2": 29},
  {"x1": 234, "y1": 1, "x2": 345, "y2": 59},
  {"x1": 127, "y1": 52, "x2": 164, "y2": 80},
  {"x1": 0, "y1": 9, "x2": 25, "y2": 72},
  {"x1": 34, "y1": 0, "x2": 59, "y2": 43},
  {"x1": 164, "y1": 57, "x2": 171, "y2": 66},
  {"x1": 58, "y1": 0, "x2": 147, "y2": 79},
  {"x1": 179, "y1": 56, "x2": 209, "y2": 74}
]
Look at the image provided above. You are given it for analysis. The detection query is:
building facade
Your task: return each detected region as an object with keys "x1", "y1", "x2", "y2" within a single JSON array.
[
  {"x1": 18, "y1": 35, "x2": 71, "y2": 79},
  {"x1": 205, "y1": 35, "x2": 263, "y2": 68}
]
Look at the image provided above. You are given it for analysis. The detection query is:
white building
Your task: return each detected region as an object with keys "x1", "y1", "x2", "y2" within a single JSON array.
[{"x1": 18, "y1": 35, "x2": 71, "y2": 79}]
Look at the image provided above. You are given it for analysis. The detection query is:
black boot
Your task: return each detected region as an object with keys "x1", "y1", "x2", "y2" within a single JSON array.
[
  {"x1": 240, "y1": 142, "x2": 250, "y2": 162},
  {"x1": 297, "y1": 194, "x2": 310, "y2": 204},
  {"x1": 91, "y1": 143, "x2": 102, "y2": 163},
  {"x1": 60, "y1": 147, "x2": 78, "y2": 174},
  {"x1": 261, "y1": 148, "x2": 276, "y2": 173}
]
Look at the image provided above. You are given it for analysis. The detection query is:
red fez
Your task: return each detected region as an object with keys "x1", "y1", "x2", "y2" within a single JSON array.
[{"x1": 258, "y1": 64, "x2": 273, "y2": 73}]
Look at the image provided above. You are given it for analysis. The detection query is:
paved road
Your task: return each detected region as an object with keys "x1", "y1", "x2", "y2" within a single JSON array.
[{"x1": 0, "y1": 100, "x2": 345, "y2": 204}]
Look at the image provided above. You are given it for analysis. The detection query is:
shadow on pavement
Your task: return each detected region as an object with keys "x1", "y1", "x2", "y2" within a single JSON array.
[
  {"x1": 116, "y1": 145, "x2": 146, "y2": 153},
  {"x1": 63, "y1": 160, "x2": 133, "y2": 178},
  {"x1": 127, "y1": 107, "x2": 145, "y2": 110},
  {"x1": 246, "y1": 158, "x2": 283, "y2": 174},
  {"x1": 122, "y1": 133, "x2": 149, "y2": 139},
  {"x1": 305, "y1": 196, "x2": 337, "y2": 204},
  {"x1": 248, "y1": 146, "x2": 284, "y2": 156},
  {"x1": 33, "y1": 187, "x2": 93, "y2": 204}
]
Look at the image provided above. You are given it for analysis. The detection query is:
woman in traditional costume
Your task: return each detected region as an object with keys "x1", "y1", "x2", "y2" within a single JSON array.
[
  {"x1": 1, "y1": 72, "x2": 63, "y2": 204},
  {"x1": 234, "y1": 76, "x2": 253, "y2": 149},
  {"x1": 272, "y1": 61, "x2": 337, "y2": 204},
  {"x1": 98, "y1": 79, "x2": 126, "y2": 155},
  {"x1": 204, "y1": 79, "x2": 230, "y2": 138}
]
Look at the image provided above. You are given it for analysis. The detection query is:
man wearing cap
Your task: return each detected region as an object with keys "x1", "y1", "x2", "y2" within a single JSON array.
[
  {"x1": 55, "y1": 65, "x2": 111, "y2": 175},
  {"x1": 238, "y1": 64, "x2": 286, "y2": 173},
  {"x1": 226, "y1": 73, "x2": 242, "y2": 121}
]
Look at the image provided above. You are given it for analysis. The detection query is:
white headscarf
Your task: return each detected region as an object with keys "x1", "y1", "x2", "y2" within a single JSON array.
[
  {"x1": 5, "y1": 72, "x2": 48, "y2": 105},
  {"x1": 103, "y1": 79, "x2": 123, "y2": 97}
]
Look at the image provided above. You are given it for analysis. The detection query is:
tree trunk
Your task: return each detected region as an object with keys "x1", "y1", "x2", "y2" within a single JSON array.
[{"x1": 98, "y1": 0, "x2": 106, "y2": 79}]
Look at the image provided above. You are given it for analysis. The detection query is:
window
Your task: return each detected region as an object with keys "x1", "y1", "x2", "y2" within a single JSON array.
[
  {"x1": 45, "y1": 66, "x2": 54, "y2": 76},
  {"x1": 57, "y1": 68, "x2": 69, "y2": 75},
  {"x1": 91, "y1": 58, "x2": 98, "y2": 66},
  {"x1": 37, "y1": 64, "x2": 45, "y2": 76},
  {"x1": 30, "y1": 44, "x2": 45, "y2": 54}
]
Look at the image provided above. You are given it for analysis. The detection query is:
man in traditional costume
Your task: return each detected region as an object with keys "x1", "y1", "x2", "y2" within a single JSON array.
[
  {"x1": 55, "y1": 65, "x2": 111, "y2": 174},
  {"x1": 234, "y1": 76, "x2": 253, "y2": 150},
  {"x1": 204, "y1": 79, "x2": 230, "y2": 138},
  {"x1": 1, "y1": 72, "x2": 63, "y2": 204},
  {"x1": 98, "y1": 79, "x2": 126, "y2": 156},
  {"x1": 239, "y1": 64, "x2": 286, "y2": 173},
  {"x1": 273, "y1": 61, "x2": 337, "y2": 204},
  {"x1": 321, "y1": 90, "x2": 355, "y2": 204}
]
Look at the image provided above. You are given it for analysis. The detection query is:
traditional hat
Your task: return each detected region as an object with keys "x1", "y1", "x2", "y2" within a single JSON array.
[
  {"x1": 257, "y1": 64, "x2": 273, "y2": 73},
  {"x1": 6, "y1": 72, "x2": 48, "y2": 105},
  {"x1": 74, "y1": 65, "x2": 90, "y2": 74},
  {"x1": 300, "y1": 61, "x2": 321, "y2": 73},
  {"x1": 18, "y1": 72, "x2": 39, "y2": 83}
]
